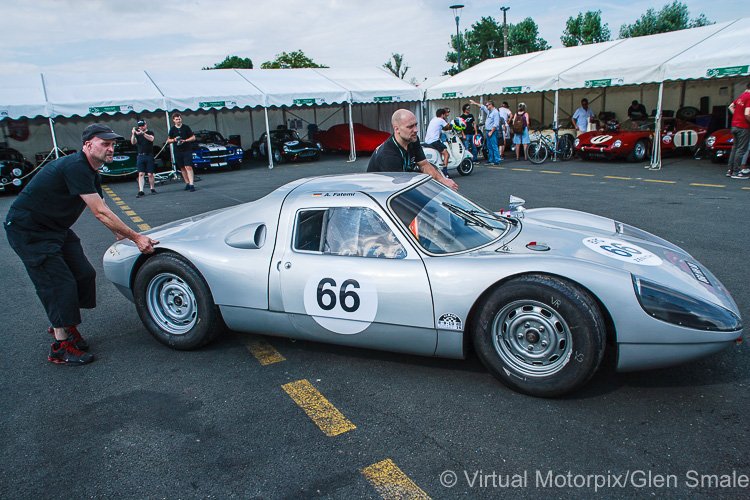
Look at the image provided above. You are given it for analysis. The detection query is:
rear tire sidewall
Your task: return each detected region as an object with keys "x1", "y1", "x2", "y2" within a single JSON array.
[
  {"x1": 134, "y1": 254, "x2": 222, "y2": 350},
  {"x1": 472, "y1": 275, "x2": 605, "y2": 397}
]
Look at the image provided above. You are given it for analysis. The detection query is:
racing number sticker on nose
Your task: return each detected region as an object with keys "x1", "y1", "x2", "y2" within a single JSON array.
[
  {"x1": 673, "y1": 130, "x2": 698, "y2": 147},
  {"x1": 303, "y1": 270, "x2": 378, "y2": 334},
  {"x1": 589, "y1": 135, "x2": 613, "y2": 145},
  {"x1": 583, "y1": 237, "x2": 662, "y2": 266}
]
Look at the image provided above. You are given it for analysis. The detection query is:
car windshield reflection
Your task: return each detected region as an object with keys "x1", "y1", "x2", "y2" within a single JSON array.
[
  {"x1": 389, "y1": 179, "x2": 509, "y2": 255},
  {"x1": 271, "y1": 130, "x2": 300, "y2": 141}
]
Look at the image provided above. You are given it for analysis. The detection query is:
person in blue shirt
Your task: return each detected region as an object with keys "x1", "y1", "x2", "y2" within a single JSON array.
[
  {"x1": 572, "y1": 98, "x2": 595, "y2": 136},
  {"x1": 469, "y1": 99, "x2": 502, "y2": 165}
]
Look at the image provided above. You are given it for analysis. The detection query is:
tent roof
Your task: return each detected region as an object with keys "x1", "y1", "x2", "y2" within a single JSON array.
[
  {"x1": 313, "y1": 67, "x2": 422, "y2": 103},
  {"x1": 146, "y1": 69, "x2": 264, "y2": 112},
  {"x1": 235, "y1": 68, "x2": 349, "y2": 107},
  {"x1": 42, "y1": 71, "x2": 166, "y2": 118},
  {"x1": 0, "y1": 74, "x2": 49, "y2": 120}
]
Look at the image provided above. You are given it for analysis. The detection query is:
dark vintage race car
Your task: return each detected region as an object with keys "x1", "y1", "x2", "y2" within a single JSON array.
[
  {"x1": 190, "y1": 130, "x2": 243, "y2": 170},
  {"x1": 703, "y1": 129, "x2": 734, "y2": 163},
  {"x1": 1, "y1": 146, "x2": 38, "y2": 192},
  {"x1": 313, "y1": 123, "x2": 391, "y2": 153},
  {"x1": 574, "y1": 118, "x2": 707, "y2": 162},
  {"x1": 98, "y1": 138, "x2": 170, "y2": 179},
  {"x1": 248, "y1": 129, "x2": 321, "y2": 163},
  {"x1": 35, "y1": 147, "x2": 76, "y2": 167},
  {"x1": 103, "y1": 173, "x2": 742, "y2": 397}
]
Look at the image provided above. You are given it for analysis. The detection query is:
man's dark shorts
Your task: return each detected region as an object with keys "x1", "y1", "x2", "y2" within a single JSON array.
[
  {"x1": 174, "y1": 151, "x2": 194, "y2": 168},
  {"x1": 136, "y1": 154, "x2": 155, "y2": 174},
  {"x1": 425, "y1": 140, "x2": 446, "y2": 153}
]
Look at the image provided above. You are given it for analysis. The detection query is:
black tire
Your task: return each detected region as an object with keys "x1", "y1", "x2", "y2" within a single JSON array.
[
  {"x1": 627, "y1": 139, "x2": 649, "y2": 162},
  {"x1": 472, "y1": 274, "x2": 606, "y2": 397},
  {"x1": 527, "y1": 141, "x2": 548, "y2": 164},
  {"x1": 273, "y1": 149, "x2": 284, "y2": 164},
  {"x1": 251, "y1": 148, "x2": 260, "y2": 160},
  {"x1": 676, "y1": 106, "x2": 699, "y2": 120},
  {"x1": 134, "y1": 254, "x2": 224, "y2": 350},
  {"x1": 457, "y1": 158, "x2": 473, "y2": 176},
  {"x1": 558, "y1": 136, "x2": 574, "y2": 161}
]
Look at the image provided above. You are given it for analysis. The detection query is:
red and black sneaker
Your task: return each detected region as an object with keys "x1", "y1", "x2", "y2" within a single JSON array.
[
  {"x1": 48, "y1": 338, "x2": 94, "y2": 366},
  {"x1": 48, "y1": 325, "x2": 89, "y2": 352}
]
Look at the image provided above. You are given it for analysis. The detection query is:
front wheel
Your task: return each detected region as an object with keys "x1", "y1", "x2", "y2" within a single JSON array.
[
  {"x1": 457, "y1": 158, "x2": 473, "y2": 176},
  {"x1": 472, "y1": 274, "x2": 606, "y2": 397},
  {"x1": 134, "y1": 254, "x2": 224, "y2": 350},
  {"x1": 627, "y1": 139, "x2": 648, "y2": 162},
  {"x1": 558, "y1": 136, "x2": 574, "y2": 161},
  {"x1": 527, "y1": 142, "x2": 548, "y2": 164},
  {"x1": 273, "y1": 149, "x2": 284, "y2": 163}
]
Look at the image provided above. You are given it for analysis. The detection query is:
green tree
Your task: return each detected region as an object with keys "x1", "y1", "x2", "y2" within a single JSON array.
[
  {"x1": 202, "y1": 55, "x2": 253, "y2": 70},
  {"x1": 508, "y1": 18, "x2": 550, "y2": 56},
  {"x1": 561, "y1": 11, "x2": 611, "y2": 47},
  {"x1": 260, "y1": 50, "x2": 327, "y2": 69},
  {"x1": 619, "y1": 1, "x2": 712, "y2": 38},
  {"x1": 383, "y1": 53, "x2": 409, "y2": 79}
]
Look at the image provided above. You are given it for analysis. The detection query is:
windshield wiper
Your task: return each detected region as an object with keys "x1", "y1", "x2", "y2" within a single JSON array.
[
  {"x1": 467, "y1": 209, "x2": 519, "y2": 226},
  {"x1": 442, "y1": 202, "x2": 496, "y2": 230}
]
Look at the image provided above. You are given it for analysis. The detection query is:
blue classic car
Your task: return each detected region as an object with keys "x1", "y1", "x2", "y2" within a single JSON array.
[{"x1": 191, "y1": 130, "x2": 243, "y2": 169}]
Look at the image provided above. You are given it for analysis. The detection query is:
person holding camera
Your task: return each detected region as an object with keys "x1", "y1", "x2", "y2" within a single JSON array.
[
  {"x1": 132, "y1": 119, "x2": 157, "y2": 198},
  {"x1": 167, "y1": 112, "x2": 196, "y2": 191}
]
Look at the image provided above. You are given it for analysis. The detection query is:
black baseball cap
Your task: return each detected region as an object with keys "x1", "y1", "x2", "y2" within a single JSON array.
[
  {"x1": 137, "y1": 120, "x2": 146, "y2": 126},
  {"x1": 81, "y1": 124, "x2": 123, "y2": 143}
]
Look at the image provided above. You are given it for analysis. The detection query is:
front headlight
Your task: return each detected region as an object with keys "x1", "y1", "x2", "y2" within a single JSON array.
[
  {"x1": 613, "y1": 140, "x2": 622, "y2": 148},
  {"x1": 705, "y1": 136, "x2": 716, "y2": 147},
  {"x1": 283, "y1": 146, "x2": 289, "y2": 152},
  {"x1": 633, "y1": 276, "x2": 742, "y2": 331},
  {"x1": 12, "y1": 167, "x2": 23, "y2": 177},
  {"x1": 192, "y1": 153, "x2": 199, "y2": 159},
  {"x1": 574, "y1": 138, "x2": 580, "y2": 147}
]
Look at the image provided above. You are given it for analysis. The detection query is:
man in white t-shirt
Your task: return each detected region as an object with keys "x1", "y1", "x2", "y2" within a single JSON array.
[
  {"x1": 424, "y1": 108, "x2": 451, "y2": 170},
  {"x1": 497, "y1": 101, "x2": 512, "y2": 158},
  {"x1": 572, "y1": 98, "x2": 595, "y2": 136}
]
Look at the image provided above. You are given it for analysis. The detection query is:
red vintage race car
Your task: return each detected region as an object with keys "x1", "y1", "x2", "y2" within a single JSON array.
[
  {"x1": 703, "y1": 128, "x2": 733, "y2": 163},
  {"x1": 574, "y1": 118, "x2": 707, "y2": 162},
  {"x1": 314, "y1": 123, "x2": 391, "y2": 153}
]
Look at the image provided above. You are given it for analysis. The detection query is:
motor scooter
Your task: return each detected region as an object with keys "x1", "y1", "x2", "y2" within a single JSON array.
[{"x1": 422, "y1": 128, "x2": 474, "y2": 176}]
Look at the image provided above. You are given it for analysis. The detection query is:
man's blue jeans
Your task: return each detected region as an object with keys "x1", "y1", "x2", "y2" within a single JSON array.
[{"x1": 486, "y1": 131, "x2": 500, "y2": 163}]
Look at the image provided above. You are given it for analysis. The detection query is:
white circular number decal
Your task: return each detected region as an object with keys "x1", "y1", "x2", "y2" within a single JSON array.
[
  {"x1": 303, "y1": 270, "x2": 378, "y2": 334},
  {"x1": 582, "y1": 237, "x2": 662, "y2": 266},
  {"x1": 590, "y1": 135, "x2": 613, "y2": 145},
  {"x1": 673, "y1": 130, "x2": 698, "y2": 147}
]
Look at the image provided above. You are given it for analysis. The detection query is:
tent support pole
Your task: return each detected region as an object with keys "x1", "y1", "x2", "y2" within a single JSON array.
[
  {"x1": 165, "y1": 111, "x2": 175, "y2": 166},
  {"x1": 264, "y1": 106, "x2": 274, "y2": 169},
  {"x1": 347, "y1": 100, "x2": 356, "y2": 162},
  {"x1": 48, "y1": 118, "x2": 60, "y2": 159},
  {"x1": 650, "y1": 81, "x2": 664, "y2": 170},
  {"x1": 552, "y1": 89, "x2": 559, "y2": 162}
]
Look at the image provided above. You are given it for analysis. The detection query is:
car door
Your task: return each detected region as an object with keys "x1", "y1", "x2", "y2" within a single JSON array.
[{"x1": 270, "y1": 196, "x2": 437, "y2": 356}]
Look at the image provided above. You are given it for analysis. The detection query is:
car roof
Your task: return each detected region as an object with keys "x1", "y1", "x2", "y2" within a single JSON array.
[{"x1": 288, "y1": 172, "x2": 428, "y2": 203}]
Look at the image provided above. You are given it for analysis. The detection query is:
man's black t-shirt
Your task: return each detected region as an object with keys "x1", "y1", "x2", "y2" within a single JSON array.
[
  {"x1": 7, "y1": 151, "x2": 103, "y2": 233},
  {"x1": 461, "y1": 112, "x2": 476, "y2": 135},
  {"x1": 135, "y1": 130, "x2": 155, "y2": 155},
  {"x1": 628, "y1": 104, "x2": 648, "y2": 120},
  {"x1": 168, "y1": 124, "x2": 194, "y2": 154},
  {"x1": 366, "y1": 135, "x2": 426, "y2": 173}
]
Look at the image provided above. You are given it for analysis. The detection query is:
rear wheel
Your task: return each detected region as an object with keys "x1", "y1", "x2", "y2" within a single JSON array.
[
  {"x1": 627, "y1": 139, "x2": 648, "y2": 162},
  {"x1": 527, "y1": 142, "x2": 548, "y2": 164},
  {"x1": 457, "y1": 158, "x2": 473, "y2": 176},
  {"x1": 472, "y1": 274, "x2": 606, "y2": 397},
  {"x1": 558, "y1": 136, "x2": 574, "y2": 161}
]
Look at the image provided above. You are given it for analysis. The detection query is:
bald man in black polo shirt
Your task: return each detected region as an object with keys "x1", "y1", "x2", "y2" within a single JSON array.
[
  {"x1": 367, "y1": 109, "x2": 458, "y2": 190},
  {"x1": 4, "y1": 124, "x2": 159, "y2": 366}
]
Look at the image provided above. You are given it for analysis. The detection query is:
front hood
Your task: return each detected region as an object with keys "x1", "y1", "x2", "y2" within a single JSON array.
[
  {"x1": 499, "y1": 207, "x2": 738, "y2": 312},
  {"x1": 196, "y1": 142, "x2": 231, "y2": 151}
]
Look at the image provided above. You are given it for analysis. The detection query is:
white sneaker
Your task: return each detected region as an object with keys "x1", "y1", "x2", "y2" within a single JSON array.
[{"x1": 740, "y1": 168, "x2": 750, "y2": 175}]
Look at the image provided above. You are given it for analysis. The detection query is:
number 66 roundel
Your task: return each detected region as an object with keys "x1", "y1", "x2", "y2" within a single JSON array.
[{"x1": 303, "y1": 270, "x2": 379, "y2": 334}]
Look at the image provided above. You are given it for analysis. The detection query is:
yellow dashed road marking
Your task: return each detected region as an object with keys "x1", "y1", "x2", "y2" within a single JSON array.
[
  {"x1": 103, "y1": 185, "x2": 151, "y2": 231},
  {"x1": 540, "y1": 170, "x2": 561, "y2": 174},
  {"x1": 137, "y1": 223, "x2": 151, "y2": 231},
  {"x1": 604, "y1": 176, "x2": 632, "y2": 180},
  {"x1": 120, "y1": 205, "x2": 131, "y2": 210},
  {"x1": 743, "y1": 187, "x2": 750, "y2": 190},
  {"x1": 124, "y1": 210, "x2": 136, "y2": 216},
  {"x1": 570, "y1": 173, "x2": 595, "y2": 176},
  {"x1": 361, "y1": 459, "x2": 431, "y2": 500},
  {"x1": 237, "y1": 333, "x2": 286, "y2": 365},
  {"x1": 488, "y1": 166, "x2": 504, "y2": 169},
  {"x1": 282, "y1": 379, "x2": 356, "y2": 437},
  {"x1": 131, "y1": 216, "x2": 143, "y2": 223},
  {"x1": 643, "y1": 179, "x2": 676, "y2": 184},
  {"x1": 116, "y1": 200, "x2": 126, "y2": 205},
  {"x1": 691, "y1": 183, "x2": 724, "y2": 188}
]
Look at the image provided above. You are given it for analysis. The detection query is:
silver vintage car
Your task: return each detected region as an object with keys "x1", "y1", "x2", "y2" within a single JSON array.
[{"x1": 103, "y1": 173, "x2": 743, "y2": 397}]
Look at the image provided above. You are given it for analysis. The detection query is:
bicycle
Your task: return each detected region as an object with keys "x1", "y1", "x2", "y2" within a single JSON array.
[{"x1": 526, "y1": 126, "x2": 574, "y2": 164}]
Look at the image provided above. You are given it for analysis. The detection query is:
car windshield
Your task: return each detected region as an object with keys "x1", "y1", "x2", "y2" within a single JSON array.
[
  {"x1": 620, "y1": 118, "x2": 656, "y2": 131},
  {"x1": 388, "y1": 179, "x2": 510, "y2": 255},
  {"x1": 271, "y1": 130, "x2": 300, "y2": 141},
  {"x1": 195, "y1": 132, "x2": 225, "y2": 144}
]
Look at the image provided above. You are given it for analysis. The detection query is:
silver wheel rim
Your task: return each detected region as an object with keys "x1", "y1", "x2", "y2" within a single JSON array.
[
  {"x1": 492, "y1": 299, "x2": 572, "y2": 377},
  {"x1": 634, "y1": 142, "x2": 645, "y2": 159},
  {"x1": 274, "y1": 150, "x2": 282, "y2": 162},
  {"x1": 146, "y1": 273, "x2": 198, "y2": 335}
]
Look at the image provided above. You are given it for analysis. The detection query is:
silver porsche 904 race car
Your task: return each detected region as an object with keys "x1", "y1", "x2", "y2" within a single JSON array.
[{"x1": 103, "y1": 173, "x2": 742, "y2": 397}]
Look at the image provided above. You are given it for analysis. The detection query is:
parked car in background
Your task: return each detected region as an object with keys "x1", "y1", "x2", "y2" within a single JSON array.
[
  {"x1": 703, "y1": 129, "x2": 733, "y2": 163},
  {"x1": 248, "y1": 128, "x2": 322, "y2": 163},
  {"x1": 574, "y1": 118, "x2": 707, "y2": 162},
  {"x1": 190, "y1": 130, "x2": 243, "y2": 170},
  {"x1": 35, "y1": 147, "x2": 76, "y2": 167},
  {"x1": 314, "y1": 123, "x2": 391, "y2": 153},
  {"x1": 98, "y1": 138, "x2": 170, "y2": 179},
  {"x1": 1, "y1": 145, "x2": 38, "y2": 193}
]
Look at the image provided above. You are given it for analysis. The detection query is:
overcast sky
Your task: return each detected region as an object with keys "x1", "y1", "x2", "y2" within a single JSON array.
[{"x1": 0, "y1": 0, "x2": 744, "y2": 82}]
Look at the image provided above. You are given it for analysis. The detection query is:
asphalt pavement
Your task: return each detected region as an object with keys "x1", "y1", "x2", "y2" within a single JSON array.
[{"x1": 1, "y1": 152, "x2": 748, "y2": 499}]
